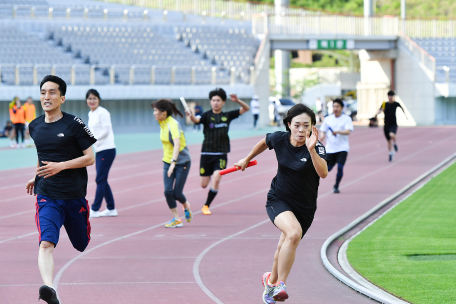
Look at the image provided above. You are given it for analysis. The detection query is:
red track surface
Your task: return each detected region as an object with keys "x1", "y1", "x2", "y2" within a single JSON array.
[{"x1": 1, "y1": 127, "x2": 456, "y2": 304}]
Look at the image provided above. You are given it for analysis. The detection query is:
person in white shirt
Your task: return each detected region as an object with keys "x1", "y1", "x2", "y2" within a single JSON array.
[
  {"x1": 251, "y1": 95, "x2": 260, "y2": 130},
  {"x1": 86, "y1": 89, "x2": 118, "y2": 217},
  {"x1": 319, "y1": 99, "x2": 353, "y2": 193}
]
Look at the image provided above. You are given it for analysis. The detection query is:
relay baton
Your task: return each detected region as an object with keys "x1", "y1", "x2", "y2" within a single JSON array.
[
  {"x1": 219, "y1": 160, "x2": 258, "y2": 176},
  {"x1": 179, "y1": 97, "x2": 190, "y2": 113},
  {"x1": 328, "y1": 126, "x2": 337, "y2": 136}
]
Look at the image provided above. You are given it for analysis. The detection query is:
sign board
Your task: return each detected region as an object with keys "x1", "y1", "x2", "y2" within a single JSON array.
[{"x1": 309, "y1": 39, "x2": 355, "y2": 50}]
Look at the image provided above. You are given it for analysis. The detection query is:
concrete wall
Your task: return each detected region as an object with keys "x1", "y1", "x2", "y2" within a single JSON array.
[
  {"x1": 435, "y1": 97, "x2": 456, "y2": 125},
  {"x1": 301, "y1": 84, "x2": 341, "y2": 108},
  {"x1": 395, "y1": 45, "x2": 436, "y2": 125},
  {"x1": 357, "y1": 50, "x2": 393, "y2": 120}
]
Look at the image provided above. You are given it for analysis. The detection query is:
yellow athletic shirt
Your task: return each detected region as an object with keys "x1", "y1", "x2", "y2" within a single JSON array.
[{"x1": 159, "y1": 116, "x2": 191, "y2": 164}]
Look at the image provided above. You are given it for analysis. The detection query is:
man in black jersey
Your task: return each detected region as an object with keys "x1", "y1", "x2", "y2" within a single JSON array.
[
  {"x1": 25, "y1": 75, "x2": 97, "y2": 304},
  {"x1": 378, "y1": 90, "x2": 407, "y2": 162},
  {"x1": 187, "y1": 88, "x2": 250, "y2": 215}
]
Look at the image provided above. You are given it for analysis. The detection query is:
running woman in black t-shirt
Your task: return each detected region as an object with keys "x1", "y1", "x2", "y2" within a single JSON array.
[
  {"x1": 377, "y1": 90, "x2": 407, "y2": 162},
  {"x1": 235, "y1": 104, "x2": 328, "y2": 303},
  {"x1": 25, "y1": 75, "x2": 97, "y2": 304},
  {"x1": 187, "y1": 88, "x2": 250, "y2": 215}
]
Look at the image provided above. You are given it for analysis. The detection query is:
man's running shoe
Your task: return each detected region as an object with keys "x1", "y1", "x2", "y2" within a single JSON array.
[
  {"x1": 202, "y1": 205, "x2": 211, "y2": 215},
  {"x1": 165, "y1": 218, "x2": 183, "y2": 228},
  {"x1": 333, "y1": 186, "x2": 340, "y2": 194},
  {"x1": 389, "y1": 154, "x2": 393, "y2": 162},
  {"x1": 183, "y1": 202, "x2": 192, "y2": 222},
  {"x1": 38, "y1": 285, "x2": 60, "y2": 304},
  {"x1": 394, "y1": 143, "x2": 398, "y2": 152},
  {"x1": 272, "y1": 281, "x2": 289, "y2": 302},
  {"x1": 262, "y1": 272, "x2": 276, "y2": 304}
]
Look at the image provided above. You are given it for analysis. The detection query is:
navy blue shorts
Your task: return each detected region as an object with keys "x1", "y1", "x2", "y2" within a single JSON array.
[{"x1": 35, "y1": 195, "x2": 91, "y2": 252}]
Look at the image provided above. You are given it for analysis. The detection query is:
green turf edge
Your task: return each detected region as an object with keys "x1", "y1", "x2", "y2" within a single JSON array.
[{"x1": 346, "y1": 162, "x2": 456, "y2": 304}]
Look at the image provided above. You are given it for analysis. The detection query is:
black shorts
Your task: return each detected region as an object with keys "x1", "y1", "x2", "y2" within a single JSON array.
[
  {"x1": 326, "y1": 151, "x2": 348, "y2": 169},
  {"x1": 266, "y1": 199, "x2": 315, "y2": 239},
  {"x1": 200, "y1": 154, "x2": 227, "y2": 176},
  {"x1": 384, "y1": 125, "x2": 398, "y2": 141}
]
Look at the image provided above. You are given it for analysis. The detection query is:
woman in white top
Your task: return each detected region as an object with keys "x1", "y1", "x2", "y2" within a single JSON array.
[{"x1": 86, "y1": 89, "x2": 117, "y2": 218}]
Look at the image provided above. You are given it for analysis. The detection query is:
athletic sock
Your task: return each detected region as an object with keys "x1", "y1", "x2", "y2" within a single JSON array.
[{"x1": 205, "y1": 188, "x2": 218, "y2": 207}]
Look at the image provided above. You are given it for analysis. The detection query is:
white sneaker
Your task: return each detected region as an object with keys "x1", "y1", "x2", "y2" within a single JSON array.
[
  {"x1": 99, "y1": 208, "x2": 118, "y2": 217},
  {"x1": 89, "y1": 209, "x2": 101, "y2": 218}
]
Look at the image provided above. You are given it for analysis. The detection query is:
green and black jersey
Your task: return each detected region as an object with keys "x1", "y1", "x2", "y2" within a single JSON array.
[{"x1": 198, "y1": 109, "x2": 240, "y2": 153}]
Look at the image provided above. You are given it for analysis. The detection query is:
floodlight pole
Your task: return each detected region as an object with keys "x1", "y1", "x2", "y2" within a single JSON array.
[
  {"x1": 401, "y1": 0, "x2": 406, "y2": 19},
  {"x1": 274, "y1": 0, "x2": 290, "y2": 98}
]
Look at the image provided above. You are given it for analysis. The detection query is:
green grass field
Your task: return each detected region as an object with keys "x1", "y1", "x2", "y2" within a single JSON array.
[{"x1": 347, "y1": 162, "x2": 456, "y2": 304}]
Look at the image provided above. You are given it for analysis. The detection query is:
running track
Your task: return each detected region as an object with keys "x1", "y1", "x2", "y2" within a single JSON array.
[{"x1": 1, "y1": 127, "x2": 456, "y2": 304}]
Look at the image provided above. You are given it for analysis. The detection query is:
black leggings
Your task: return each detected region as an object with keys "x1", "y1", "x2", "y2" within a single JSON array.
[{"x1": 14, "y1": 123, "x2": 24, "y2": 144}]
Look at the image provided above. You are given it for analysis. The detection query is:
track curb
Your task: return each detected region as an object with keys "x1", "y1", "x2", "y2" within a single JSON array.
[{"x1": 320, "y1": 153, "x2": 456, "y2": 304}]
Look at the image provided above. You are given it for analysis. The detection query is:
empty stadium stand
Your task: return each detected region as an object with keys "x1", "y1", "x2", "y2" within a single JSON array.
[{"x1": 412, "y1": 38, "x2": 456, "y2": 82}]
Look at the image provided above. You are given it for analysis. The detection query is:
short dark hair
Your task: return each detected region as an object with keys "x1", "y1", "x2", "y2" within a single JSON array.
[
  {"x1": 387, "y1": 90, "x2": 395, "y2": 96},
  {"x1": 283, "y1": 104, "x2": 316, "y2": 132},
  {"x1": 333, "y1": 98, "x2": 344, "y2": 108},
  {"x1": 40, "y1": 75, "x2": 67, "y2": 96},
  {"x1": 209, "y1": 88, "x2": 227, "y2": 101},
  {"x1": 152, "y1": 99, "x2": 183, "y2": 118},
  {"x1": 86, "y1": 89, "x2": 101, "y2": 102}
]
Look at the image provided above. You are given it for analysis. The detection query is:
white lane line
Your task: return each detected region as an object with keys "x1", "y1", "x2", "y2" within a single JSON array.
[
  {"x1": 0, "y1": 167, "x2": 275, "y2": 244},
  {"x1": 0, "y1": 282, "x2": 196, "y2": 287},
  {"x1": 193, "y1": 219, "x2": 270, "y2": 304},
  {"x1": 0, "y1": 210, "x2": 31, "y2": 219},
  {"x1": 60, "y1": 281, "x2": 196, "y2": 285},
  {"x1": 53, "y1": 188, "x2": 269, "y2": 291},
  {"x1": 0, "y1": 232, "x2": 37, "y2": 244}
]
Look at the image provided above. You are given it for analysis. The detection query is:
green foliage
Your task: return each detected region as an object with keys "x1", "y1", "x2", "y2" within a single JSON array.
[
  {"x1": 255, "y1": 0, "x2": 456, "y2": 19},
  {"x1": 347, "y1": 162, "x2": 456, "y2": 303}
]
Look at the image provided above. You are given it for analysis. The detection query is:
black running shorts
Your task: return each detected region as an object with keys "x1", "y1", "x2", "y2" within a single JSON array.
[
  {"x1": 266, "y1": 199, "x2": 315, "y2": 239},
  {"x1": 199, "y1": 154, "x2": 228, "y2": 176},
  {"x1": 326, "y1": 151, "x2": 348, "y2": 169},
  {"x1": 384, "y1": 124, "x2": 398, "y2": 141}
]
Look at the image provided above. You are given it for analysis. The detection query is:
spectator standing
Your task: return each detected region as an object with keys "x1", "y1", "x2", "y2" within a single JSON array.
[
  {"x1": 0, "y1": 121, "x2": 13, "y2": 138},
  {"x1": 193, "y1": 103, "x2": 203, "y2": 131},
  {"x1": 10, "y1": 97, "x2": 26, "y2": 148},
  {"x1": 23, "y1": 97, "x2": 37, "y2": 147},
  {"x1": 86, "y1": 89, "x2": 118, "y2": 218},
  {"x1": 251, "y1": 95, "x2": 260, "y2": 130}
]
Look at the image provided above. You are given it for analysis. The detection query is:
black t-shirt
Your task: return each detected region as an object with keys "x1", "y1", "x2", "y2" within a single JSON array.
[
  {"x1": 29, "y1": 112, "x2": 97, "y2": 199},
  {"x1": 266, "y1": 131, "x2": 326, "y2": 211},
  {"x1": 198, "y1": 109, "x2": 240, "y2": 153},
  {"x1": 381, "y1": 101, "x2": 403, "y2": 125}
]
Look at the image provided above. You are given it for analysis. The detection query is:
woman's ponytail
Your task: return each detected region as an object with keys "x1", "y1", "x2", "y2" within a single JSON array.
[{"x1": 152, "y1": 99, "x2": 183, "y2": 118}]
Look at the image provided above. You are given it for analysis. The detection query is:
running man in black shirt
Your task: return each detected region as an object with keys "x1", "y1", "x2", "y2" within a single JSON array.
[
  {"x1": 235, "y1": 104, "x2": 328, "y2": 303},
  {"x1": 25, "y1": 75, "x2": 97, "y2": 304},
  {"x1": 378, "y1": 90, "x2": 407, "y2": 162},
  {"x1": 187, "y1": 88, "x2": 250, "y2": 215}
]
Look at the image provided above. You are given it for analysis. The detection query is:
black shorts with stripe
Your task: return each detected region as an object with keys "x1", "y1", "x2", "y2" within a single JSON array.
[{"x1": 199, "y1": 154, "x2": 227, "y2": 176}]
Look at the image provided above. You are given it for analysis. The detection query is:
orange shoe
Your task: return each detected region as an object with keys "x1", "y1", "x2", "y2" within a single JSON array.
[{"x1": 202, "y1": 205, "x2": 211, "y2": 215}]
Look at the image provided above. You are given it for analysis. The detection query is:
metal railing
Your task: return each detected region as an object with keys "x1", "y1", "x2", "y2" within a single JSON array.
[
  {"x1": 436, "y1": 66, "x2": 456, "y2": 84},
  {"x1": 0, "y1": 64, "x2": 254, "y2": 86},
  {"x1": 96, "y1": 0, "x2": 322, "y2": 20},
  {"x1": 4, "y1": 3, "x2": 456, "y2": 38},
  {"x1": 398, "y1": 31, "x2": 436, "y2": 76}
]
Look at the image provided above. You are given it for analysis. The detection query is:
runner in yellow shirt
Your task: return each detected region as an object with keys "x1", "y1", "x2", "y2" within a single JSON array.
[{"x1": 153, "y1": 99, "x2": 193, "y2": 228}]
